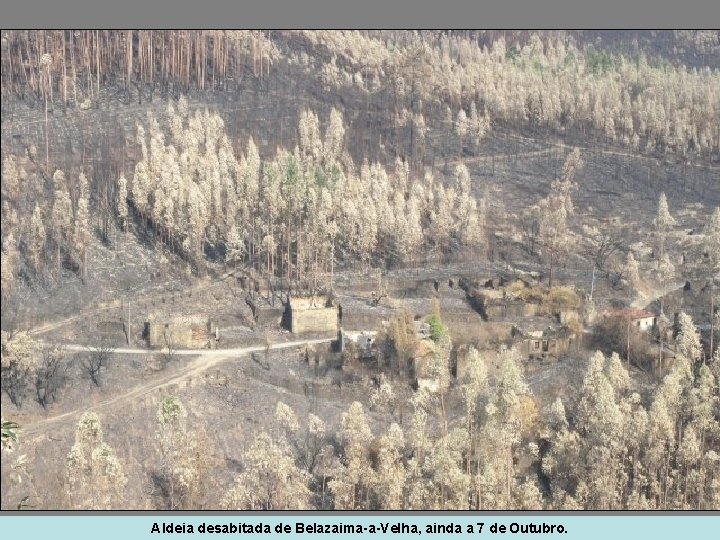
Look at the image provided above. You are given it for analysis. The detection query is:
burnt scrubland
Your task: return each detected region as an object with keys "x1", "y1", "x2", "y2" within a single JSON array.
[{"x1": 1, "y1": 30, "x2": 719, "y2": 510}]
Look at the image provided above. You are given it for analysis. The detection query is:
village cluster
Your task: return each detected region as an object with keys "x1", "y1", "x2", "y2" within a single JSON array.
[
  {"x1": 121, "y1": 261, "x2": 715, "y2": 392},
  {"x1": 2, "y1": 30, "x2": 718, "y2": 511}
]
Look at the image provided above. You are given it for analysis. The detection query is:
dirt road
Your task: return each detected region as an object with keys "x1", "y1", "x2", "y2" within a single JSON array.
[{"x1": 19, "y1": 337, "x2": 333, "y2": 437}]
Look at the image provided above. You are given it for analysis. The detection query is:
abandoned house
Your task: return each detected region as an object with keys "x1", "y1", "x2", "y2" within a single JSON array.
[
  {"x1": 522, "y1": 327, "x2": 577, "y2": 360},
  {"x1": 608, "y1": 308, "x2": 658, "y2": 331},
  {"x1": 411, "y1": 338, "x2": 438, "y2": 392},
  {"x1": 96, "y1": 319, "x2": 127, "y2": 342},
  {"x1": 557, "y1": 309, "x2": 581, "y2": 326},
  {"x1": 288, "y1": 295, "x2": 339, "y2": 334},
  {"x1": 145, "y1": 315, "x2": 213, "y2": 349},
  {"x1": 246, "y1": 295, "x2": 285, "y2": 326},
  {"x1": 466, "y1": 286, "x2": 541, "y2": 321},
  {"x1": 338, "y1": 329, "x2": 378, "y2": 360}
]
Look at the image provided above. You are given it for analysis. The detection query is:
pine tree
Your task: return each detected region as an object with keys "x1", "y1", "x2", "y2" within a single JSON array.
[
  {"x1": 74, "y1": 174, "x2": 90, "y2": 280},
  {"x1": 537, "y1": 149, "x2": 581, "y2": 287},
  {"x1": 323, "y1": 108, "x2": 345, "y2": 164},
  {"x1": 1, "y1": 233, "x2": 19, "y2": 301},
  {"x1": 373, "y1": 423, "x2": 407, "y2": 509},
  {"x1": 430, "y1": 185, "x2": 454, "y2": 255},
  {"x1": 155, "y1": 396, "x2": 211, "y2": 510},
  {"x1": 455, "y1": 109, "x2": 468, "y2": 139},
  {"x1": 1, "y1": 331, "x2": 37, "y2": 407},
  {"x1": 482, "y1": 347, "x2": 534, "y2": 508},
  {"x1": 131, "y1": 161, "x2": 150, "y2": 221},
  {"x1": 605, "y1": 351, "x2": 631, "y2": 395},
  {"x1": 1, "y1": 155, "x2": 23, "y2": 204},
  {"x1": 299, "y1": 109, "x2": 323, "y2": 164},
  {"x1": 548, "y1": 397, "x2": 569, "y2": 431}
]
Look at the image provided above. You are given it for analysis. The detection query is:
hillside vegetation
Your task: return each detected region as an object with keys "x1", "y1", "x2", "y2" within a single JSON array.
[{"x1": 1, "y1": 30, "x2": 719, "y2": 511}]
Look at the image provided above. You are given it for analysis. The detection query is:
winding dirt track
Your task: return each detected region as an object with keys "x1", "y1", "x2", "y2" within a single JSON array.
[
  {"x1": 15, "y1": 131, "x2": 710, "y2": 439},
  {"x1": 20, "y1": 338, "x2": 333, "y2": 437}
]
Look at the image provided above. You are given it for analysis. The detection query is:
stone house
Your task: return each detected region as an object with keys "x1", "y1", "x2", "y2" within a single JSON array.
[
  {"x1": 607, "y1": 308, "x2": 657, "y2": 332},
  {"x1": 289, "y1": 295, "x2": 339, "y2": 334},
  {"x1": 246, "y1": 296, "x2": 285, "y2": 326},
  {"x1": 522, "y1": 327, "x2": 577, "y2": 360},
  {"x1": 96, "y1": 319, "x2": 127, "y2": 342},
  {"x1": 145, "y1": 315, "x2": 212, "y2": 349},
  {"x1": 557, "y1": 309, "x2": 581, "y2": 326},
  {"x1": 338, "y1": 329, "x2": 377, "y2": 360},
  {"x1": 411, "y1": 339, "x2": 438, "y2": 392},
  {"x1": 467, "y1": 287, "x2": 541, "y2": 320}
]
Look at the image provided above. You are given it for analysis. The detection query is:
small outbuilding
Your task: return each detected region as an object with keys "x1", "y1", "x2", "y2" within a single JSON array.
[
  {"x1": 145, "y1": 315, "x2": 212, "y2": 349},
  {"x1": 521, "y1": 327, "x2": 578, "y2": 360},
  {"x1": 411, "y1": 339, "x2": 439, "y2": 392},
  {"x1": 289, "y1": 295, "x2": 339, "y2": 334},
  {"x1": 339, "y1": 329, "x2": 378, "y2": 360},
  {"x1": 607, "y1": 308, "x2": 657, "y2": 332}
]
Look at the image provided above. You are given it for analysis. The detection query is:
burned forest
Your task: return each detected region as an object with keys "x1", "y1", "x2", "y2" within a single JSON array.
[{"x1": 1, "y1": 30, "x2": 719, "y2": 510}]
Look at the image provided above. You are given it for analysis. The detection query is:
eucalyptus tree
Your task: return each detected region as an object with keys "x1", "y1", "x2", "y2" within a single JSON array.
[{"x1": 66, "y1": 412, "x2": 126, "y2": 509}]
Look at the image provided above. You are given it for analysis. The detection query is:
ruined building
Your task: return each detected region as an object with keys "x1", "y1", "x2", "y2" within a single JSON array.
[
  {"x1": 145, "y1": 315, "x2": 214, "y2": 349},
  {"x1": 288, "y1": 295, "x2": 339, "y2": 334}
]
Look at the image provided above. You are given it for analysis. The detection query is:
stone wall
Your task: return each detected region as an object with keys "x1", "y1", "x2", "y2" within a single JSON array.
[
  {"x1": 289, "y1": 296, "x2": 338, "y2": 334},
  {"x1": 486, "y1": 302, "x2": 540, "y2": 319},
  {"x1": 341, "y1": 310, "x2": 387, "y2": 331},
  {"x1": 97, "y1": 320, "x2": 126, "y2": 340},
  {"x1": 255, "y1": 305, "x2": 285, "y2": 326},
  {"x1": 148, "y1": 323, "x2": 194, "y2": 348},
  {"x1": 291, "y1": 306, "x2": 338, "y2": 334},
  {"x1": 441, "y1": 311, "x2": 486, "y2": 344},
  {"x1": 476, "y1": 321, "x2": 516, "y2": 343},
  {"x1": 523, "y1": 333, "x2": 577, "y2": 360},
  {"x1": 147, "y1": 315, "x2": 209, "y2": 348}
]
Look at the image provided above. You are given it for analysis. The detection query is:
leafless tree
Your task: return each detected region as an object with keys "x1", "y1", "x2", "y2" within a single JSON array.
[
  {"x1": 84, "y1": 336, "x2": 115, "y2": 386},
  {"x1": 35, "y1": 345, "x2": 68, "y2": 407},
  {"x1": 584, "y1": 228, "x2": 625, "y2": 276},
  {"x1": 1, "y1": 331, "x2": 37, "y2": 407},
  {"x1": 520, "y1": 208, "x2": 541, "y2": 256}
]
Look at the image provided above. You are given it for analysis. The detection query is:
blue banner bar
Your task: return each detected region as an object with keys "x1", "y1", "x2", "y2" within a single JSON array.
[{"x1": 0, "y1": 515, "x2": 718, "y2": 540}]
